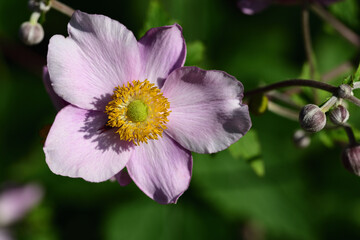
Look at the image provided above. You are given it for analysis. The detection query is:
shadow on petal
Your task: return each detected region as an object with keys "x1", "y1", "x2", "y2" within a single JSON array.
[{"x1": 79, "y1": 95, "x2": 134, "y2": 154}]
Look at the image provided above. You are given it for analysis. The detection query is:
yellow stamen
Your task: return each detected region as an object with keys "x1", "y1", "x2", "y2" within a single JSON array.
[{"x1": 105, "y1": 80, "x2": 171, "y2": 145}]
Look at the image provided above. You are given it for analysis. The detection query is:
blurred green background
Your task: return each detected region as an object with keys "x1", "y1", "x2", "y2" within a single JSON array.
[{"x1": 1, "y1": 0, "x2": 360, "y2": 239}]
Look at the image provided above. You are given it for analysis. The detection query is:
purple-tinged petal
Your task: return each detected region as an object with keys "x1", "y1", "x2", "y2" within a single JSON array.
[
  {"x1": 238, "y1": 0, "x2": 272, "y2": 15},
  {"x1": 42, "y1": 66, "x2": 68, "y2": 111},
  {"x1": 126, "y1": 133, "x2": 192, "y2": 204},
  {"x1": 115, "y1": 169, "x2": 132, "y2": 186},
  {"x1": 44, "y1": 105, "x2": 134, "y2": 182},
  {"x1": 138, "y1": 24, "x2": 186, "y2": 88},
  {"x1": 0, "y1": 229, "x2": 12, "y2": 240},
  {"x1": 0, "y1": 184, "x2": 43, "y2": 226},
  {"x1": 162, "y1": 66, "x2": 252, "y2": 154},
  {"x1": 47, "y1": 11, "x2": 141, "y2": 111}
]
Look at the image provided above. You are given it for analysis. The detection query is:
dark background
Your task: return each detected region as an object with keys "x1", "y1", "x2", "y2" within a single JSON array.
[{"x1": 1, "y1": 0, "x2": 360, "y2": 239}]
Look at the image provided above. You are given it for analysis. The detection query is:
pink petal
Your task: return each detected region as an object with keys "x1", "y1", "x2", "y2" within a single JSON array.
[
  {"x1": 0, "y1": 184, "x2": 43, "y2": 226},
  {"x1": 47, "y1": 11, "x2": 141, "y2": 111},
  {"x1": 42, "y1": 66, "x2": 68, "y2": 111},
  {"x1": 162, "y1": 67, "x2": 252, "y2": 154},
  {"x1": 238, "y1": 0, "x2": 272, "y2": 14},
  {"x1": 44, "y1": 105, "x2": 134, "y2": 182},
  {"x1": 126, "y1": 133, "x2": 192, "y2": 204},
  {"x1": 138, "y1": 24, "x2": 186, "y2": 88},
  {"x1": 115, "y1": 169, "x2": 132, "y2": 186}
]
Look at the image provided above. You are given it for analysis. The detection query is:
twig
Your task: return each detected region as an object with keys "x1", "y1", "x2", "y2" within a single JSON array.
[
  {"x1": 321, "y1": 61, "x2": 353, "y2": 82},
  {"x1": 268, "y1": 101, "x2": 299, "y2": 121},
  {"x1": 244, "y1": 79, "x2": 337, "y2": 98},
  {"x1": 311, "y1": 3, "x2": 360, "y2": 48},
  {"x1": 50, "y1": 0, "x2": 75, "y2": 17},
  {"x1": 302, "y1": 4, "x2": 315, "y2": 79}
]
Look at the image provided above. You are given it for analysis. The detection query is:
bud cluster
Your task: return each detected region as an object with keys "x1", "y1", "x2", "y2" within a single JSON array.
[
  {"x1": 19, "y1": 0, "x2": 51, "y2": 45},
  {"x1": 299, "y1": 102, "x2": 350, "y2": 133}
]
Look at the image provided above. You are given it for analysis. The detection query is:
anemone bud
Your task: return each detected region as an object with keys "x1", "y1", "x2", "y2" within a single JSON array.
[
  {"x1": 293, "y1": 129, "x2": 311, "y2": 148},
  {"x1": 19, "y1": 21, "x2": 44, "y2": 45},
  {"x1": 299, "y1": 104, "x2": 326, "y2": 132},
  {"x1": 329, "y1": 105, "x2": 349, "y2": 125},
  {"x1": 342, "y1": 144, "x2": 360, "y2": 176}
]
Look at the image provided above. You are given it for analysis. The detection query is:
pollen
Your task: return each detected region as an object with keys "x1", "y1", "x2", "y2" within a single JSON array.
[{"x1": 105, "y1": 80, "x2": 171, "y2": 145}]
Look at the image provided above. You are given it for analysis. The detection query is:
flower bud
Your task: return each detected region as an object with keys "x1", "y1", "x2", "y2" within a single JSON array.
[
  {"x1": 293, "y1": 129, "x2": 310, "y2": 148},
  {"x1": 342, "y1": 144, "x2": 360, "y2": 176},
  {"x1": 299, "y1": 104, "x2": 326, "y2": 132},
  {"x1": 28, "y1": 0, "x2": 40, "y2": 12},
  {"x1": 329, "y1": 105, "x2": 349, "y2": 125},
  {"x1": 337, "y1": 84, "x2": 353, "y2": 99},
  {"x1": 19, "y1": 21, "x2": 44, "y2": 45}
]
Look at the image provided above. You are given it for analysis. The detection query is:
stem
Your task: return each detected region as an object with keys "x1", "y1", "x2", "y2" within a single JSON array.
[
  {"x1": 353, "y1": 82, "x2": 360, "y2": 90},
  {"x1": 50, "y1": 0, "x2": 74, "y2": 17},
  {"x1": 319, "y1": 96, "x2": 337, "y2": 112},
  {"x1": 267, "y1": 91, "x2": 302, "y2": 109},
  {"x1": 302, "y1": 3, "x2": 315, "y2": 80},
  {"x1": 321, "y1": 61, "x2": 353, "y2": 82},
  {"x1": 344, "y1": 125, "x2": 357, "y2": 146},
  {"x1": 268, "y1": 101, "x2": 299, "y2": 121},
  {"x1": 344, "y1": 95, "x2": 360, "y2": 107},
  {"x1": 29, "y1": 12, "x2": 41, "y2": 24},
  {"x1": 311, "y1": 3, "x2": 360, "y2": 48},
  {"x1": 244, "y1": 79, "x2": 337, "y2": 98}
]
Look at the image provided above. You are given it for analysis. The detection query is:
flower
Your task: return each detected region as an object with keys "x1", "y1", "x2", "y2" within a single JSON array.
[
  {"x1": 0, "y1": 183, "x2": 43, "y2": 240},
  {"x1": 238, "y1": 0, "x2": 341, "y2": 15},
  {"x1": 44, "y1": 11, "x2": 251, "y2": 204},
  {"x1": 342, "y1": 144, "x2": 360, "y2": 176}
]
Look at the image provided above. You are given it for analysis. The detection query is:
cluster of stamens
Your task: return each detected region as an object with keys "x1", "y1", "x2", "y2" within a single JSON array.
[{"x1": 105, "y1": 80, "x2": 171, "y2": 145}]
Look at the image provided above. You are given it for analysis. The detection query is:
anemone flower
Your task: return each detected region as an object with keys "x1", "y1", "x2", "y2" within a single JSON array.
[
  {"x1": 44, "y1": 11, "x2": 252, "y2": 204},
  {"x1": 239, "y1": 0, "x2": 341, "y2": 15},
  {"x1": 0, "y1": 184, "x2": 43, "y2": 240}
]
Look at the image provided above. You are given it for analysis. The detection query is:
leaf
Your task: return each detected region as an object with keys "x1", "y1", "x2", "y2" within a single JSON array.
[
  {"x1": 317, "y1": 131, "x2": 335, "y2": 148},
  {"x1": 354, "y1": 62, "x2": 360, "y2": 82},
  {"x1": 329, "y1": 0, "x2": 360, "y2": 29},
  {"x1": 103, "y1": 200, "x2": 231, "y2": 240},
  {"x1": 192, "y1": 150, "x2": 316, "y2": 240},
  {"x1": 138, "y1": 0, "x2": 177, "y2": 38},
  {"x1": 228, "y1": 130, "x2": 265, "y2": 177},
  {"x1": 184, "y1": 41, "x2": 205, "y2": 66}
]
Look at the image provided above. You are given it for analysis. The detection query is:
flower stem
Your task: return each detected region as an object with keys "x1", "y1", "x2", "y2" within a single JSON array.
[
  {"x1": 50, "y1": 0, "x2": 74, "y2": 17},
  {"x1": 302, "y1": 3, "x2": 315, "y2": 80},
  {"x1": 344, "y1": 125, "x2": 357, "y2": 146},
  {"x1": 344, "y1": 95, "x2": 360, "y2": 107},
  {"x1": 244, "y1": 79, "x2": 337, "y2": 98},
  {"x1": 311, "y1": 3, "x2": 360, "y2": 48},
  {"x1": 268, "y1": 101, "x2": 299, "y2": 121},
  {"x1": 321, "y1": 61, "x2": 353, "y2": 82},
  {"x1": 319, "y1": 96, "x2": 337, "y2": 112},
  {"x1": 353, "y1": 82, "x2": 360, "y2": 90}
]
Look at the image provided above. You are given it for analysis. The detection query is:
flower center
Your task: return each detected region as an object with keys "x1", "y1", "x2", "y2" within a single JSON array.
[
  {"x1": 126, "y1": 100, "x2": 148, "y2": 122},
  {"x1": 105, "y1": 80, "x2": 170, "y2": 145}
]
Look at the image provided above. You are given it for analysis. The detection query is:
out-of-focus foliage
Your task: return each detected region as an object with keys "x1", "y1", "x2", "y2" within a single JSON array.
[{"x1": 1, "y1": 0, "x2": 360, "y2": 239}]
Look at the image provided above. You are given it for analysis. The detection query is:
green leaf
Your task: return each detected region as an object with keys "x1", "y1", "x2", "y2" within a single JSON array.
[
  {"x1": 354, "y1": 63, "x2": 360, "y2": 82},
  {"x1": 228, "y1": 130, "x2": 265, "y2": 176},
  {"x1": 103, "y1": 200, "x2": 231, "y2": 240},
  {"x1": 138, "y1": 0, "x2": 176, "y2": 38},
  {"x1": 192, "y1": 150, "x2": 316, "y2": 240},
  {"x1": 329, "y1": 0, "x2": 360, "y2": 29},
  {"x1": 317, "y1": 131, "x2": 335, "y2": 148},
  {"x1": 342, "y1": 74, "x2": 354, "y2": 87},
  {"x1": 184, "y1": 41, "x2": 205, "y2": 66}
]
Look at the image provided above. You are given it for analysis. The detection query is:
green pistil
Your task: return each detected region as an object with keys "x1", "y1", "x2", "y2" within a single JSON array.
[{"x1": 126, "y1": 100, "x2": 148, "y2": 122}]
